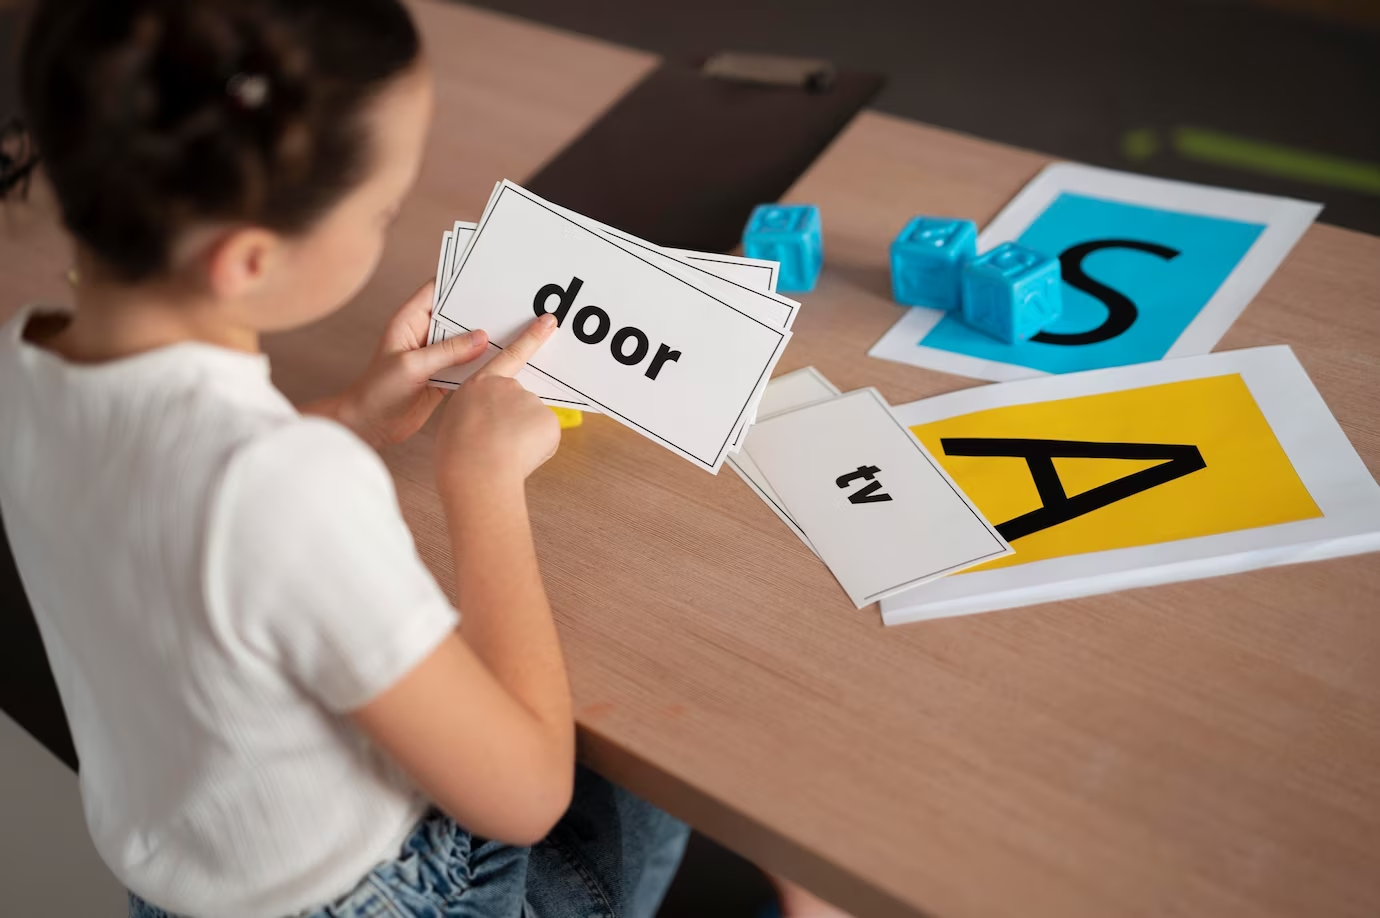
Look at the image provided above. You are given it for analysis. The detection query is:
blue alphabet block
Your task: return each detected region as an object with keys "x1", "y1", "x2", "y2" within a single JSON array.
[
  {"x1": 960, "y1": 242, "x2": 1063, "y2": 344},
  {"x1": 743, "y1": 204, "x2": 823, "y2": 293},
  {"x1": 889, "y1": 216, "x2": 977, "y2": 310}
]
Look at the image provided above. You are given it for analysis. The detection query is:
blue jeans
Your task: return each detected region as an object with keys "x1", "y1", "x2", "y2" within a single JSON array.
[{"x1": 130, "y1": 767, "x2": 689, "y2": 918}]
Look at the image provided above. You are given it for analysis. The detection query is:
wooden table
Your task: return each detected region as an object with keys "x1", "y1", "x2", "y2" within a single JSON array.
[{"x1": 3, "y1": 3, "x2": 1378, "y2": 916}]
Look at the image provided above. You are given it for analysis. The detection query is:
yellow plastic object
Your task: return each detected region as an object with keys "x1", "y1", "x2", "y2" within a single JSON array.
[{"x1": 549, "y1": 407, "x2": 584, "y2": 428}]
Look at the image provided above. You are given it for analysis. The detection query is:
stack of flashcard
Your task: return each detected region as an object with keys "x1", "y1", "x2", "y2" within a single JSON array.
[
  {"x1": 426, "y1": 181, "x2": 798, "y2": 473},
  {"x1": 727, "y1": 368, "x2": 1013, "y2": 608}
]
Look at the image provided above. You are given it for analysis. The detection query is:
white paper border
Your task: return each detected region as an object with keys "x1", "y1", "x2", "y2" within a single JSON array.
[
  {"x1": 880, "y1": 346, "x2": 1380, "y2": 624},
  {"x1": 726, "y1": 367, "x2": 842, "y2": 555}
]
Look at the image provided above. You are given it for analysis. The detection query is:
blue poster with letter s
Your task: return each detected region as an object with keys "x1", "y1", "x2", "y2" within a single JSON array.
[{"x1": 917, "y1": 193, "x2": 1265, "y2": 374}]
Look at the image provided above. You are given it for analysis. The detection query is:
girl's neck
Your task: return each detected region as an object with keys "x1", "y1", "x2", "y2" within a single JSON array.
[{"x1": 40, "y1": 262, "x2": 259, "y2": 364}]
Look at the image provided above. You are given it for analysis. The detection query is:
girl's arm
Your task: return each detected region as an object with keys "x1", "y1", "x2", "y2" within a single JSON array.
[{"x1": 350, "y1": 317, "x2": 575, "y2": 845}]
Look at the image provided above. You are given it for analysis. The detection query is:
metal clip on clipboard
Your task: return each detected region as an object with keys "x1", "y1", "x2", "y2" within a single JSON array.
[{"x1": 702, "y1": 53, "x2": 838, "y2": 94}]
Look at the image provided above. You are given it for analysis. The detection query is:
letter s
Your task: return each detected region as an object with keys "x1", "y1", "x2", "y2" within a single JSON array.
[{"x1": 1032, "y1": 239, "x2": 1180, "y2": 346}]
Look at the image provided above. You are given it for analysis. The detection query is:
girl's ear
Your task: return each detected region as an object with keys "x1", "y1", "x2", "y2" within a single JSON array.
[{"x1": 205, "y1": 226, "x2": 283, "y2": 301}]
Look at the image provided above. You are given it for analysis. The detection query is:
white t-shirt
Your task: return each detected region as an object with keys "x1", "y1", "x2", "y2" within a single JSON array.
[{"x1": 0, "y1": 307, "x2": 459, "y2": 917}]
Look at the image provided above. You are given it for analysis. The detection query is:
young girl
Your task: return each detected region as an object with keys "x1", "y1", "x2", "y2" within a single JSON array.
[{"x1": 1, "y1": 0, "x2": 691, "y2": 915}]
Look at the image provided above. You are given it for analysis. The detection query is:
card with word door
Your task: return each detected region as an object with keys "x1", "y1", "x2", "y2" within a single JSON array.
[
  {"x1": 426, "y1": 222, "x2": 781, "y2": 415},
  {"x1": 432, "y1": 181, "x2": 797, "y2": 472},
  {"x1": 871, "y1": 164, "x2": 1320, "y2": 380},
  {"x1": 879, "y1": 346, "x2": 1380, "y2": 625}
]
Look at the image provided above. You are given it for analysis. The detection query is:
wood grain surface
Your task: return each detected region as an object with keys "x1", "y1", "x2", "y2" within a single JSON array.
[{"x1": 2, "y1": 3, "x2": 1377, "y2": 917}]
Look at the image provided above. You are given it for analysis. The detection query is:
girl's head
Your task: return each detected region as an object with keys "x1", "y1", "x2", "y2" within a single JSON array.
[{"x1": 21, "y1": 0, "x2": 432, "y2": 332}]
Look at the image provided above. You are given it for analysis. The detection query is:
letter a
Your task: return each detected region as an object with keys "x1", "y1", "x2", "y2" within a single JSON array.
[{"x1": 939, "y1": 437, "x2": 1206, "y2": 541}]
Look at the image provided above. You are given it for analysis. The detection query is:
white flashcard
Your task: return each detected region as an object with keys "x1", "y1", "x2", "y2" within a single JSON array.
[
  {"x1": 450, "y1": 219, "x2": 473, "y2": 270},
  {"x1": 427, "y1": 227, "x2": 785, "y2": 420},
  {"x1": 668, "y1": 249, "x2": 779, "y2": 293},
  {"x1": 533, "y1": 198, "x2": 798, "y2": 448},
  {"x1": 435, "y1": 181, "x2": 791, "y2": 472},
  {"x1": 432, "y1": 217, "x2": 784, "y2": 317},
  {"x1": 429, "y1": 225, "x2": 594, "y2": 408},
  {"x1": 540, "y1": 203, "x2": 798, "y2": 449},
  {"x1": 433, "y1": 230, "x2": 453, "y2": 309},
  {"x1": 431, "y1": 224, "x2": 785, "y2": 360},
  {"x1": 727, "y1": 367, "x2": 841, "y2": 554},
  {"x1": 428, "y1": 314, "x2": 594, "y2": 407},
  {"x1": 752, "y1": 366, "x2": 843, "y2": 418},
  {"x1": 584, "y1": 219, "x2": 798, "y2": 330},
  {"x1": 429, "y1": 224, "x2": 465, "y2": 344},
  {"x1": 744, "y1": 389, "x2": 1012, "y2": 606}
]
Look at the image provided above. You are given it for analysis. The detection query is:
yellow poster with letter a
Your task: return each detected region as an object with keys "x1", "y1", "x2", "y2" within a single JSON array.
[{"x1": 909, "y1": 374, "x2": 1321, "y2": 572}]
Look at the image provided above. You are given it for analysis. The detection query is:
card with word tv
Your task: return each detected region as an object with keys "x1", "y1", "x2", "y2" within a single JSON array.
[{"x1": 743, "y1": 388, "x2": 1011, "y2": 607}]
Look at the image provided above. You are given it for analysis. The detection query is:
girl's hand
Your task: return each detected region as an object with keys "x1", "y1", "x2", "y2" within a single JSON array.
[
  {"x1": 317, "y1": 281, "x2": 490, "y2": 447},
  {"x1": 435, "y1": 314, "x2": 560, "y2": 496}
]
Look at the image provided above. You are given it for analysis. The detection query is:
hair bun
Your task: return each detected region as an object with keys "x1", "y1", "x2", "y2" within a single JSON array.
[{"x1": 21, "y1": 0, "x2": 420, "y2": 282}]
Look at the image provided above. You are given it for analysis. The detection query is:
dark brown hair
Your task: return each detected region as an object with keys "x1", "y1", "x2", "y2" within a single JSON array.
[{"x1": 20, "y1": 0, "x2": 421, "y2": 281}]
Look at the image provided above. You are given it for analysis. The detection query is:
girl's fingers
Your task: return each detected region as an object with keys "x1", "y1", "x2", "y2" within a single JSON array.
[
  {"x1": 387, "y1": 280, "x2": 440, "y2": 347},
  {"x1": 475, "y1": 314, "x2": 557, "y2": 379},
  {"x1": 406, "y1": 328, "x2": 490, "y2": 379}
]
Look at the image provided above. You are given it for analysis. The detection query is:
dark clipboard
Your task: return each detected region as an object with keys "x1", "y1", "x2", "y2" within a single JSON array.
[{"x1": 526, "y1": 58, "x2": 885, "y2": 253}]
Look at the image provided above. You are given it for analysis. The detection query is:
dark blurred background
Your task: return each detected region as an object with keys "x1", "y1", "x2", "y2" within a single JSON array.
[
  {"x1": 459, "y1": 0, "x2": 1380, "y2": 235},
  {"x1": 5, "y1": 0, "x2": 1379, "y2": 233},
  {"x1": 1, "y1": 1, "x2": 1377, "y2": 915}
]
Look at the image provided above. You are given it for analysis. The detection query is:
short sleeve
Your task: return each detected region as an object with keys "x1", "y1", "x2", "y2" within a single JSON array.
[{"x1": 208, "y1": 418, "x2": 458, "y2": 712}]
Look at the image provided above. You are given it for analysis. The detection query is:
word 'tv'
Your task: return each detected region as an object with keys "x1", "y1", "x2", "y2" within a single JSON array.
[{"x1": 836, "y1": 465, "x2": 893, "y2": 504}]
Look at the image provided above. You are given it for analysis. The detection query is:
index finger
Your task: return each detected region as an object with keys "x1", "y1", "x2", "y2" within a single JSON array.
[{"x1": 475, "y1": 313, "x2": 558, "y2": 379}]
